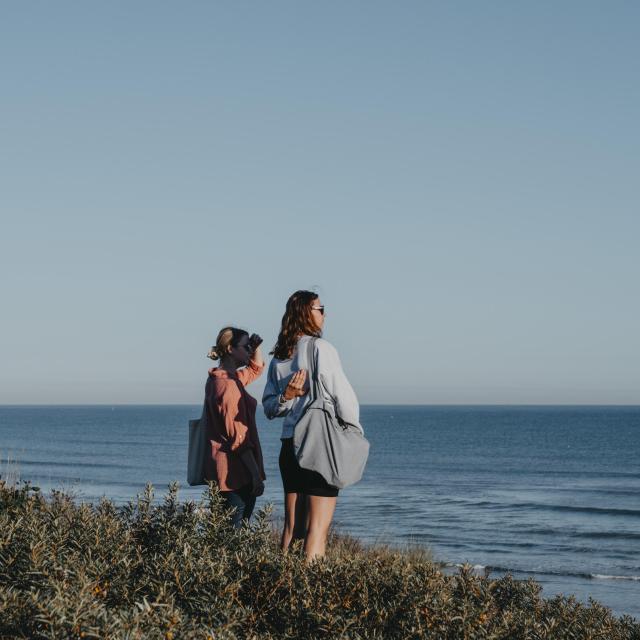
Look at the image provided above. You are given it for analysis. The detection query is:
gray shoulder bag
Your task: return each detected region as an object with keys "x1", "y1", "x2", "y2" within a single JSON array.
[
  {"x1": 187, "y1": 401, "x2": 209, "y2": 486},
  {"x1": 293, "y1": 338, "x2": 369, "y2": 489}
]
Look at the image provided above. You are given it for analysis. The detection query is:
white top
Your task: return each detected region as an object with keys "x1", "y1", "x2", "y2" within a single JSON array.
[{"x1": 262, "y1": 335, "x2": 362, "y2": 439}]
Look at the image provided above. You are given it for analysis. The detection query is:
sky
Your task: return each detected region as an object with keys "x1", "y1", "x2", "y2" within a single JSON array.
[{"x1": 1, "y1": 1, "x2": 639, "y2": 404}]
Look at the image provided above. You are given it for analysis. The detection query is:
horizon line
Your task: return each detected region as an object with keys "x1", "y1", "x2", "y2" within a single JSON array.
[{"x1": 2, "y1": 403, "x2": 640, "y2": 408}]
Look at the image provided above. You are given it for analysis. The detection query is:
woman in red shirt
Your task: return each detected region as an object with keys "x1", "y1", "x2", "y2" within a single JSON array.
[{"x1": 205, "y1": 327, "x2": 266, "y2": 527}]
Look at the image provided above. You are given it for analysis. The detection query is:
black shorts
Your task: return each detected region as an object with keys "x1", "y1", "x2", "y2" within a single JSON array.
[{"x1": 279, "y1": 438, "x2": 339, "y2": 498}]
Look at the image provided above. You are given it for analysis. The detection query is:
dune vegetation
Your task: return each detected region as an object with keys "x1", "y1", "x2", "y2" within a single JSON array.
[{"x1": 1, "y1": 479, "x2": 638, "y2": 639}]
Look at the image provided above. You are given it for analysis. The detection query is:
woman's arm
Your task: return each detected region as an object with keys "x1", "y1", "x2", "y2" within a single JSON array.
[
  {"x1": 262, "y1": 359, "x2": 294, "y2": 419},
  {"x1": 216, "y1": 381, "x2": 255, "y2": 453},
  {"x1": 237, "y1": 345, "x2": 265, "y2": 386},
  {"x1": 239, "y1": 449, "x2": 265, "y2": 496}
]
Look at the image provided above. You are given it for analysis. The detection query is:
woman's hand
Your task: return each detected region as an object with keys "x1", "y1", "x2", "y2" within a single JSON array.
[
  {"x1": 251, "y1": 476, "x2": 265, "y2": 497},
  {"x1": 283, "y1": 369, "x2": 307, "y2": 401},
  {"x1": 248, "y1": 334, "x2": 264, "y2": 367},
  {"x1": 239, "y1": 450, "x2": 265, "y2": 497}
]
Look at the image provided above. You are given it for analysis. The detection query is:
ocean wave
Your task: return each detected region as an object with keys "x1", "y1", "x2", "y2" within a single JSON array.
[
  {"x1": 571, "y1": 531, "x2": 640, "y2": 541},
  {"x1": 462, "y1": 500, "x2": 640, "y2": 518},
  {"x1": 530, "y1": 504, "x2": 640, "y2": 518},
  {"x1": 444, "y1": 563, "x2": 640, "y2": 582},
  {"x1": 513, "y1": 527, "x2": 640, "y2": 541},
  {"x1": 16, "y1": 459, "x2": 132, "y2": 470}
]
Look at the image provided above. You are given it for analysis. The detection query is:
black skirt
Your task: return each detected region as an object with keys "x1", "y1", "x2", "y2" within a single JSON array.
[{"x1": 279, "y1": 438, "x2": 339, "y2": 498}]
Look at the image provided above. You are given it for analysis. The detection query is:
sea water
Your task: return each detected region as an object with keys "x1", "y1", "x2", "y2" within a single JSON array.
[{"x1": 1, "y1": 404, "x2": 638, "y2": 619}]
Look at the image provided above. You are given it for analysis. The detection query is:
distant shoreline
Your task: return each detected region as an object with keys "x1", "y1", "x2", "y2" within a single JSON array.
[{"x1": 3, "y1": 403, "x2": 640, "y2": 408}]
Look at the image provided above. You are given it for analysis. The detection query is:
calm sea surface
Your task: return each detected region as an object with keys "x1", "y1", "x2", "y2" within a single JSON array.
[{"x1": 1, "y1": 405, "x2": 639, "y2": 619}]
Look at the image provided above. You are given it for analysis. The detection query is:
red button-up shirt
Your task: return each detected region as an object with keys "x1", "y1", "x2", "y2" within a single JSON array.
[{"x1": 204, "y1": 360, "x2": 266, "y2": 491}]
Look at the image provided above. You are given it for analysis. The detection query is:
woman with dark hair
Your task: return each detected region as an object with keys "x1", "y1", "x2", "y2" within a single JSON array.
[
  {"x1": 263, "y1": 290, "x2": 362, "y2": 561},
  {"x1": 205, "y1": 326, "x2": 266, "y2": 527}
]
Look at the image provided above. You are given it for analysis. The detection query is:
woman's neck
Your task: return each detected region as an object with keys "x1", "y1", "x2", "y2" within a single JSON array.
[{"x1": 219, "y1": 357, "x2": 238, "y2": 375}]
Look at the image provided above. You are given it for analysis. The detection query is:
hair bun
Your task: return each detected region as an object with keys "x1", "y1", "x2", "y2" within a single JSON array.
[{"x1": 207, "y1": 347, "x2": 220, "y2": 361}]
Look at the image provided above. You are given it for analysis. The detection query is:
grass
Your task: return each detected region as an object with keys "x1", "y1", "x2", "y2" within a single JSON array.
[
  {"x1": 1, "y1": 479, "x2": 639, "y2": 639},
  {"x1": 0, "y1": 453, "x2": 20, "y2": 488}
]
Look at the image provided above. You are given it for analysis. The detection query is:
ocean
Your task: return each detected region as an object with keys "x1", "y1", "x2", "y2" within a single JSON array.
[{"x1": 1, "y1": 404, "x2": 639, "y2": 619}]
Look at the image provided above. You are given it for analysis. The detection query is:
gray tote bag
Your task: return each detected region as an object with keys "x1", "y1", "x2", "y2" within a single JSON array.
[
  {"x1": 187, "y1": 402, "x2": 209, "y2": 486},
  {"x1": 293, "y1": 338, "x2": 369, "y2": 489}
]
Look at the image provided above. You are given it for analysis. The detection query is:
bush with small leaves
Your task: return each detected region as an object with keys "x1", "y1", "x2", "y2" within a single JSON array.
[{"x1": 1, "y1": 479, "x2": 638, "y2": 639}]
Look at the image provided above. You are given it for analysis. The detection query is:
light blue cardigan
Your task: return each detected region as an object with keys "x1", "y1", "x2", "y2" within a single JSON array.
[{"x1": 262, "y1": 335, "x2": 362, "y2": 439}]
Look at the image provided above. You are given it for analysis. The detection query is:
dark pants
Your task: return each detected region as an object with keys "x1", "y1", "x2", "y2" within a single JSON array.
[
  {"x1": 279, "y1": 438, "x2": 339, "y2": 497},
  {"x1": 220, "y1": 485, "x2": 256, "y2": 528}
]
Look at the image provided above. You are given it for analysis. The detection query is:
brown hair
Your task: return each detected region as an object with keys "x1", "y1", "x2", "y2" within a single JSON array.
[
  {"x1": 271, "y1": 290, "x2": 322, "y2": 360},
  {"x1": 207, "y1": 327, "x2": 249, "y2": 361}
]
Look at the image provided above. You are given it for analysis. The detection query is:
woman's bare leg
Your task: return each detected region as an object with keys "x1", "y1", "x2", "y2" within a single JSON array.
[
  {"x1": 281, "y1": 492, "x2": 308, "y2": 551},
  {"x1": 304, "y1": 495, "x2": 337, "y2": 562}
]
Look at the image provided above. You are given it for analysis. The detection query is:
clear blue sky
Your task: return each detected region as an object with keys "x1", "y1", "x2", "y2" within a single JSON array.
[{"x1": 1, "y1": 2, "x2": 638, "y2": 404}]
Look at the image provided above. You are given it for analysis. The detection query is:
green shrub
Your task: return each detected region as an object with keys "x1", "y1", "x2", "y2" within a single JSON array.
[{"x1": 1, "y1": 480, "x2": 638, "y2": 639}]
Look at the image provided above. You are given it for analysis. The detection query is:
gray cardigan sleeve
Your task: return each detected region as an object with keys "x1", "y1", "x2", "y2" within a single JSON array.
[
  {"x1": 316, "y1": 339, "x2": 362, "y2": 432},
  {"x1": 262, "y1": 358, "x2": 294, "y2": 419}
]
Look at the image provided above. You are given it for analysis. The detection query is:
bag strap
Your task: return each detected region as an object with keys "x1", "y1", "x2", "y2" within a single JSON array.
[
  {"x1": 200, "y1": 381, "x2": 209, "y2": 421},
  {"x1": 305, "y1": 336, "x2": 316, "y2": 400},
  {"x1": 305, "y1": 336, "x2": 326, "y2": 404}
]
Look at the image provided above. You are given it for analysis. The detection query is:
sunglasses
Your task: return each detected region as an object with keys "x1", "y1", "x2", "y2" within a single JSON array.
[{"x1": 311, "y1": 305, "x2": 325, "y2": 315}]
